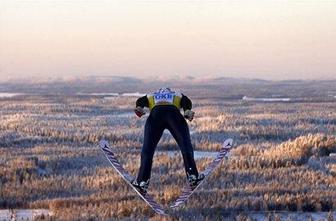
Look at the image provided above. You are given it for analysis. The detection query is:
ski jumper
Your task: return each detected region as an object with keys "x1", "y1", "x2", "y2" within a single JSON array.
[{"x1": 135, "y1": 90, "x2": 199, "y2": 183}]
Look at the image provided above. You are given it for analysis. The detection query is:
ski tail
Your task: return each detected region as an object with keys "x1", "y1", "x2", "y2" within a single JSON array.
[
  {"x1": 170, "y1": 138, "x2": 233, "y2": 209},
  {"x1": 99, "y1": 140, "x2": 167, "y2": 216}
]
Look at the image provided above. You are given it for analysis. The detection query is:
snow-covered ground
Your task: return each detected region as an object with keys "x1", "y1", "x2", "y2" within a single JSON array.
[
  {"x1": 0, "y1": 210, "x2": 334, "y2": 220},
  {"x1": 0, "y1": 209, "x2": 51, "y2": 221}
]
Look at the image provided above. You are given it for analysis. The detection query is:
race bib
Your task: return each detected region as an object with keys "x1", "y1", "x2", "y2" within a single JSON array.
[{"x1": 153, "y1": 92, "x2": 175, "y2": 104}]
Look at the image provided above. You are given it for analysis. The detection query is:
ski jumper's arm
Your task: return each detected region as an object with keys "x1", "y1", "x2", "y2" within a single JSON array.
[
  {"x1": 180, "y1": 94, "x2": 192, "y2": 111},
  {"x1": 134, "y1": 96, "x2": 148, "y2": 117},
  {"x1": 181, "y1": 94, "x2": 194, "y2": 121},
  {"x1": 136, "y1": 96, "x2": 149, "y2": 108}
]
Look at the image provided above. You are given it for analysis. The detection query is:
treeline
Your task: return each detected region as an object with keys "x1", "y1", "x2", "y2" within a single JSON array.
[{"x1": 1, "y1": 134, "x2": 335, "y2": 220}]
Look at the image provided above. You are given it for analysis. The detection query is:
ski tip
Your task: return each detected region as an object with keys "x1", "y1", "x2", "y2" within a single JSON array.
[
  {"x1": 99, "y1": 139, "x2": 109, "y2": 149},
  {"x1": 223, "y1": 138, "x2": 234, "y2": 148}
]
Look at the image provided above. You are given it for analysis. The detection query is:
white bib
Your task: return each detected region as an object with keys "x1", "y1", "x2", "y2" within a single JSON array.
[{"x1": 153, "y1": 92, "x2": 175, "y2": 104}]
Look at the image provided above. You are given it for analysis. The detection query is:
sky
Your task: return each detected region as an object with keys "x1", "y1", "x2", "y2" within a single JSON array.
[{"x1": 0, "y1": 0, "x2": 335, "y2": 80}]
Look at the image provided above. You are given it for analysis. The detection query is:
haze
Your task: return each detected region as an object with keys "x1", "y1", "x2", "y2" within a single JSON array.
[{"x1": 0, "y1": 0, "x2": 335, "y2": 80}]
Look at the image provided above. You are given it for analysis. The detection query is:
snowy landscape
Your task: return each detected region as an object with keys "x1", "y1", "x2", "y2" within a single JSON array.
[
  {"x1": 2, "y1": 0, "x2": 336, "y2": 219},
  {"x1": 0, "y1": 77, "x2": 335, "y2": 220}
]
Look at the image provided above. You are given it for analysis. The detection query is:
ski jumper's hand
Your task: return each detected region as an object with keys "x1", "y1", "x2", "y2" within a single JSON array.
[
  {"x1": 184, "y1": 110, "x2": 195, "y2": 122},
  {"x1": 134, "y1": 106, "x2": 146, "y2": 118}
]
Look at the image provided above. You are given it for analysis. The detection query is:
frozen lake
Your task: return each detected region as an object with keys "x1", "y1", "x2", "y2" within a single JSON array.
[
  {"x1": 78, "y1": 92, "x2": 119, "y2": 96},
  {"x1": 0, "y1": 209, "x2": 51, "y2": 221},
  {"x1": 0, "y1": 93, "x2": 23, "y2": 98},
  {"x1": 156, "y1": 150, "x2": 219, "y2": 159},
  {"x1": 112, "y1": 112, "x2": 134, "y2": 118},
  {"x1": 242, "y1": 96, "x2": 291, "y2": 102},
  {"x1": 77, "y1": 92, "x2": 145, "y2": 97},
  {"x1": 249, "y1": 211, "x2": 335, "y2": 221}
]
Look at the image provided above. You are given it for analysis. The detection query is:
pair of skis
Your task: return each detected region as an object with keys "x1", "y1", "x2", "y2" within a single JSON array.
[{"x1": 99, "y1": 138, "x2": 233, "y2": 216}]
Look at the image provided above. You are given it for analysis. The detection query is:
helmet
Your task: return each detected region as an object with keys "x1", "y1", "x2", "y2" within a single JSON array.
[{"x1": 157, "y1": 87, "x2": 173, "y2": 93}]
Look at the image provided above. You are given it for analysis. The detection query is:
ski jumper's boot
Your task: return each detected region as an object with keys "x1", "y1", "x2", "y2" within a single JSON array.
[
  {"x1": 132, "y1": 179, "x2": 149, "y2": 194},
  {"x1": 187, "y1": 173, "x2": 205, "y2": 189}
]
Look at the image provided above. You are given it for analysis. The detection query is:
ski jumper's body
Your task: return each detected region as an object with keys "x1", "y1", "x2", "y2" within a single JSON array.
[{"x1": 133, "y1": 88, "x2": 202, "y2": 190}]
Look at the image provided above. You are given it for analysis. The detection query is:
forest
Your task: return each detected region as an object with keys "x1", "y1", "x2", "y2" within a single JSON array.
[{"x1": 0, "y1": 78, "x2": 335, "y2": 220}]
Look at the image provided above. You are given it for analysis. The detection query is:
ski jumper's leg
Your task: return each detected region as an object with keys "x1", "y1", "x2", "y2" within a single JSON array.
[
  {"x1": 167, "y1": 110, "x2": 199, "y2": 177},
  {"x1": 136, "y1": 114, "x2": 164, "y2": 183}
]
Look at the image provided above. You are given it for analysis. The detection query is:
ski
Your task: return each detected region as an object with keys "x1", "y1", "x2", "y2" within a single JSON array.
[
  {"x1": 99, "y1": 140, "x2": 167, "y2": 216},
  {"x1": 170, "y1": 138, "x2": 234, "y2": 209}
]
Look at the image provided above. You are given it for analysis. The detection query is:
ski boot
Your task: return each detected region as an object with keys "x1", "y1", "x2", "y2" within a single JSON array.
[
  {"x1": 132, "y1": 179, "x2": 149, "y2": 194},
  {"x1": 187, "y1": 173, "x2": 205, "y2": 189}
]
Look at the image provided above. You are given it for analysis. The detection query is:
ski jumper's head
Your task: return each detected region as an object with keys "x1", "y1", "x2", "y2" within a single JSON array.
[{"x1": 156, "y1": 87, "x2": 173, "y2": 94}]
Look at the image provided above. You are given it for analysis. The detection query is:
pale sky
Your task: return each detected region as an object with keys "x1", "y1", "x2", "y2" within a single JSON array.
[{"x1": 0, "y1": 0, "x2": 335, "y2": 80}]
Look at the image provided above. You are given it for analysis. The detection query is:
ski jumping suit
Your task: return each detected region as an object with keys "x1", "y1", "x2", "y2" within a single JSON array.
[{"x1": 136, "y1": 90, "x2": 199, "y2": 183}]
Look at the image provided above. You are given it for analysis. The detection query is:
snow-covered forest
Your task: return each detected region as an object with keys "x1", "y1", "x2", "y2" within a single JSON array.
[{"x1": 0, "y1": 78, "x2": 335, "y2": 220}]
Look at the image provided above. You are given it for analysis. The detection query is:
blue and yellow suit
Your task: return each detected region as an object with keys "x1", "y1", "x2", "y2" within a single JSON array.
[{"x1": 135, "y1": 90, "x2": 199, "y2": 183}]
